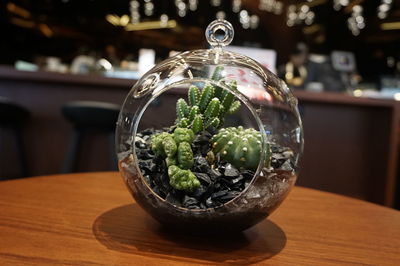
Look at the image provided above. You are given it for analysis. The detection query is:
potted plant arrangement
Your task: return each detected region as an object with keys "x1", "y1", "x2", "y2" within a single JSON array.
[{"x1": 117, "y1": 20, "x2": 303, "y2": 231}]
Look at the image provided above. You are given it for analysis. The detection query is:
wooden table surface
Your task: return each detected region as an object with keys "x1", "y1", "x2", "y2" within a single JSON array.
[{"x1": 0, "y1": 172, "x2": 399, "y2": 265}]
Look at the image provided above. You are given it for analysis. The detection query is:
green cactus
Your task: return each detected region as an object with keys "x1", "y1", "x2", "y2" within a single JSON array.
[
  {"x1": 211, "y1": 126, "x2": 270, "y2": 170},
  {"x1": 205, "y1": 117, "x2": 220, "y2": 129},
  {"x1": 192, "y1": 114, "x2": 204, "y2": 134},
  {"x1": 188, "y1": 105, "x2": 200, "y2": 121},
  {"x1": 174, "y1": 66, "x2": 242, "y2": 132},
  {"x1": 198, "y1": 84, "x2": 215, "y2": 112},
  {"x1": 177, "y1": 118, "x2": 189, "y2": 128},
  {"x1": 221, "y1": 81, "x2": 236, "y2": 113},
  {"x1": 147, "y1": 66, "x2": 248, "y2": 194},
  {"x1": 150, "y1": 128, "x2": 199, "y2": 192},
  {"x1": 168, "y1": 165, "x2": 200, "y2": 192},
  {"x1": 165, "y1": 156, "x2": 177, "y2": 167},
  {"x1": 173, "y1": 128, "x2": 194, "y2": 144},
  {"x1": 188, "y1": 85, "x2": 200, "y2": 106},
  {"x1": 177, "y1": 142, "x2": 194, "y2": 169},
  {"x1": 176, "y1": 98, "x2": 189, "y2": 120},
  {"x1": 150, "y1": 132, "x2": 171, "y2": 157},
  {"x1": 211, "y1": 65, "x2": 224, "y2": 82},
  {"x1": 227, "y1": 100, "x2": 241, "y2": 114},
  {"x1": 204, "y1": 98, "x2": 221, "y2": 120},
  {"x1": 161, "y1": 134, "x2": 177, "y2": 158}
]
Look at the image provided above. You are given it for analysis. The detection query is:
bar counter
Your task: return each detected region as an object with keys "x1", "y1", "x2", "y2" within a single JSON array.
[{"x1": 0, "y1": 65, "x2": 398, "y2": 207}]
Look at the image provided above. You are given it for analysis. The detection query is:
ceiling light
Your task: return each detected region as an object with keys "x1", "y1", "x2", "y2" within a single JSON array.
[
  {"x1": 6, "y1": 2, "x2": 31, "y2": 18},
  {"x1": 125, "y1": 20, "x2": 177, "y2": 31},
  {"x1": 381, "y1": 21, "x2": 400, "y2": 30}
]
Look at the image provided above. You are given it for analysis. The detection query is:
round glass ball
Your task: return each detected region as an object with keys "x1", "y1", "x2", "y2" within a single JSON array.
[{"x1": 116, "y1": 22, "x2": 303, "y2": 232}]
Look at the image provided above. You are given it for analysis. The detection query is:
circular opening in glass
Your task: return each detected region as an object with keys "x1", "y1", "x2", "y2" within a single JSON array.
[{"x1": 132, "y1": 78, "x2": 268, "y2": 211}]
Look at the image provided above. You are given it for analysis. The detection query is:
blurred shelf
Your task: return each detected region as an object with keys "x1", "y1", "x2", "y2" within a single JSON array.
[{"x1": 0, "y1": 65, "x2": 135, "y2": 88}]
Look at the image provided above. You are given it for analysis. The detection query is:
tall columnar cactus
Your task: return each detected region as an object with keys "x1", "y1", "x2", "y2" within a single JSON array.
[
  {"x1": 175, "y1": 67, "x2": 242, "y2": 133},
  {"x1": 211, "y1": 126, "x2": 270, "y2": 170},
  {"x1": 150, "y1": 128, "x2": 199, "y2": 192}
]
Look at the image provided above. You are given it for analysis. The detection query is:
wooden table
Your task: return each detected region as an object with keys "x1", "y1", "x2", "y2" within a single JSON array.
[{"x1": 0, "y1": 172, "x2": 399, "y2": 265}]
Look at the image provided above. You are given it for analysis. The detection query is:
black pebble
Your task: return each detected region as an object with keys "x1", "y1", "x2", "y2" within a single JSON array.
[
  {"x1": 138, "y1": 160, "x2": 152, "y2": 172},
  {"x1": 166, "y1": 193, "x2": 182, "y2": 207},
  {"x1": 183, "y1": 195, "x2": 199, "y2": 208},
  {"x1": 143, "y1": 175, "x2": 152, "y2": 186},
  {"x1": 211, "y1": 190, "x2": 228, "y2": 200},
  {"x1": 224, "y1": 163, "x2": 240, "y2": 177},
  {"x1": 141, "y1": 128, "x2": 154, "y2": 135},
  {"x1": 194, "y1": 172, "x2": 212, "y2": 185},
  {"x1": 193, "y1": 156, "x2": 210, "y2": 172},
  {"x1": 193, "y1": 131, "x2": 212, "y2": 144},
  {"x1": 241, "y1": 170, "x2": 255, "y2": 179},
  {"x1": 219, "y1": 191, "x2": 240, "y2": 202},
  {"x1": 279, "y1": 160, "x2": 293, "y2": 171},
  {"x1": 190, "y1": 185, "x2": 207, "y2": 200},
  {"x1": 205, "y1": 197, "x2": 214, "y2": 208},
  {"x1": 135, "y1": 142, "x2": 147, "y2": 149},
  {"x1": 134, "y1": 128, "x2": 295, "y2": 210},
  {"x1": 231, "y1": 175, "x2": 244, "y2": 184},
  {"x1": 208, "y1": 168, "x2": 222, "y2": 181},
  {"x1": 137, "y1": 149, "x2": 154, "y2": 160}
]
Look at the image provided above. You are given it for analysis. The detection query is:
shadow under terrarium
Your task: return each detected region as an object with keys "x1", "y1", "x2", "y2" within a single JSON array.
[{"x1": 92, "y1": 204, "x2": 287, "y2": 264}]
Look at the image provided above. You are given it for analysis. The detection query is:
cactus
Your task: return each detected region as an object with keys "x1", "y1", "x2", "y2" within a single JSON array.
[
  {"x1": 175, "y1": 67, "x2": 242, "y2": 132},
  {"x1": 150, "y1": 132, "x2": 171, "y2": 157},
  {"x1": 198, "y1": 84, "x2": 215, "y2": 112},
  {"x1": 176, "y1": 99, "x2": 189, "y2": 120},
  {"x1": 173, "y1": 127, "x2": 194, "y2": 144},
  {"x1": 168, "y1": 165, "x2": 200, "y2": 192},
  {"x1": 177, "y1": 142, "x2": 194, "y2": 169},
  {"x1": 188, "y1": 85, "x2": 200, "y2": 106},
  {"x1": 227, "y1": 100, "x2": 241, "y2": 114},
  {"x1": 188, "y1": 105, "x2": 200, "y2": 121},
  {"x1": 150, "y1": 128, "x2": 198, "y2": 192},
  {"x1": 161, "y1": 134, "x2": 177, "y2": 158},
  {"x1": 204, "y1": 98, "x2": 220, "y2": 120},
  {"x1": 192, "y1": 115, "x2": 204, "y2": 134},
  {"x1": 147, "y1": 66, "x2": 248, "y2": 194},
  {"x1": 211, "y1": 65, "x2": 224, "y2": 82},
  {"x1": 211, "y1": 126, "x2": 270, "y2": 170},
  {"x1": 205, "y1": 117, "x2": 220, "y2": 129}
]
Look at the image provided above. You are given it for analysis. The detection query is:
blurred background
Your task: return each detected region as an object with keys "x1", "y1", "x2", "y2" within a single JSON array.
[{"x1": 1, "y1": 0, "x2": 400, "y2": 209}]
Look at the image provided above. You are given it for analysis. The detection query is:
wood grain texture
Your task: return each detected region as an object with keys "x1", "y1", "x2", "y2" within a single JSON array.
[{"x1": 0, "y1": 172, "x2": 399, "y2": 265}]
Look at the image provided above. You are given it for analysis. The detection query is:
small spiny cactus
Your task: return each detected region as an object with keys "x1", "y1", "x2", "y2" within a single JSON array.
[
  {"x1": 176, "y1": 99, "x2": 189, "y2": 120},
  {"x1": 211, "y1": 126, "x2": 270, "y2": 170},
  {"x1": 175, "y1": 67, "x2": 242, "y2": 132}
]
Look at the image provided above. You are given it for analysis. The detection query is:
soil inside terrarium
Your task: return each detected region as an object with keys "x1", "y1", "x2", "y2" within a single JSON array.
[{"x1": 133, "y1": 128, "x2": 296, "y2": 210}]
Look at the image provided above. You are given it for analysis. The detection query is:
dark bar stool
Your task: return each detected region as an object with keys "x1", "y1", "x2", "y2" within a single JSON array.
[
  {"x1": 61, "y1": 101, "x2": 120, "y2": 173},
  {"x1": 0, "y1": 98, "x2": 30, "y2": 178}
]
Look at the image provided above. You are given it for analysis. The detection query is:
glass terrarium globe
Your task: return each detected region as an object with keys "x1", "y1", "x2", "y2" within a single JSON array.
[{"x1": 116, "y1": 20, "x2": 303, "y2": 232}]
